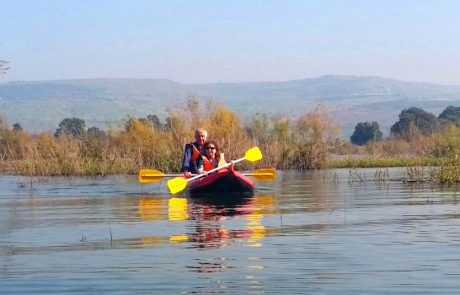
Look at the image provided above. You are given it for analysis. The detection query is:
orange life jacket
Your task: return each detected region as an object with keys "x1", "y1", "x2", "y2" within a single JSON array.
[
  {"x1": 202, "y1": 156, "x2": 215, "y2": 171},
  {"x1": 188, "y1": 143, "x2": 201, "y2": 161}
]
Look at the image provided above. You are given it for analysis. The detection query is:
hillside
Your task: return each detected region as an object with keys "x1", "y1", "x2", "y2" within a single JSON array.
[{"x1": 1, "y1": 75, "x2": 460, "y2": 136}]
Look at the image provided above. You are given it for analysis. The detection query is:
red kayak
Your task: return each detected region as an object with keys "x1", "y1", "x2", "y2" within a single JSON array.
[{"x1": 187, "y1": 168, "x2": 255, "y2": 196}]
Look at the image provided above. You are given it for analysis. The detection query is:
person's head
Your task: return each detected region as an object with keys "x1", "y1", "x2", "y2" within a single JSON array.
[
  {"x1": 195, "y1": 128, "x2": 208, "y2": 146},
  {"x1": 203, "y1": 140, "x2": 220, "y2": 161}
]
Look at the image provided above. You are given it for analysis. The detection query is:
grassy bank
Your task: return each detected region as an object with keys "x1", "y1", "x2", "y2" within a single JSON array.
[
  {"x1": 1, "y1": 100, "x2": 460, "y2": 183},
  {"x1": 328, "y1": 156, "x2": 442, "y2": 169}
]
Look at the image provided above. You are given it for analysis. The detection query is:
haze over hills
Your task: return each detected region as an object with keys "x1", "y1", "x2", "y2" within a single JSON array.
[{"x1": 1, "y1": 75, "x2": 460, "y2": 137}]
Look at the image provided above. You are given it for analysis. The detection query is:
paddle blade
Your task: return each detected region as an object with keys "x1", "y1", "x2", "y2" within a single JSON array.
[
  {"x1": 167, "y1": 177, "x2": 188, "y2": 194},
  {"x1": 245, "y1": 147, "x2": 263, "y2": 162},
  {"x1": 250, "y1": 168, "x2": 276, "y2": 181},
  {"x1": 139, "y1": 169, "x2": 166, "y2": 183}
]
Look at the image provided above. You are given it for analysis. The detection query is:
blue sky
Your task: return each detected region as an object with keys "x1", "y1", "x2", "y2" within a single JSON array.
[{"x1": 1, "y1": 0, "x2": 460, "y2": 84}]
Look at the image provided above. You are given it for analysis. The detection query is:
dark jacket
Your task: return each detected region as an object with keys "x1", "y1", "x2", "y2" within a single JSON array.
[{"x1": 181, "y1": 142, "x2": 202, "y2": 173}]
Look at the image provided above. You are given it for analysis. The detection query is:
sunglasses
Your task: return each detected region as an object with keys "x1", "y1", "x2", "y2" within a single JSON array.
[{"x1": 205, "y1": 146, "x2": 216, "y2": 150}]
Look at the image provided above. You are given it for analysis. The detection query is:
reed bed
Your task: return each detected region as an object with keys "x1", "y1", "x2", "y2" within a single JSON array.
[
  {"x1": 1, "y1": 100, "x2": 460, "y2": 184},
  {"x1": 329, "y1": 156, "x2": 441, "y2": 169}
]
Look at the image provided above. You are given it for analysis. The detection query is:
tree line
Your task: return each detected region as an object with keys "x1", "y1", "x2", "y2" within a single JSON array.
[{"x1": 350, "y1": 106, "x2": 460, "y2": 145}]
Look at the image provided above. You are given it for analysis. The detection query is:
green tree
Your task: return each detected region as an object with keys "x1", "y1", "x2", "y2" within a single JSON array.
[
  {"x1": 124, "y1": 117, "x2": 139, "y2": 132},
  {"x1": 272, "y1": 117, "x2": 292, "y2": 142},
  {"x1": 350, "y1": 121, "x2": 382, "y2": 145},
  {"x1": 137, "y1": 114, "x2": 165, "y2": 130},
  {"x1": 12, "y1": 123, "x2": 23, "y2": 132},
  {"x1": 246, "y1": 113, "x2": 271, "y2": 145},
  {"x1": 87, "y1": 126, "x2": 106, "y2": 138},
  {"x1": 55, "y1": 117, "x2": 87, "y2": 138},
  {"x1": 438, "y1": 106, "x2": 460, "y2": 127},
  {"x1": 390, "y1": 107, "x2": 440, "y2": 138},
  {"x1": 146, "y1": 114, "x2": 164, "y2": 130}
]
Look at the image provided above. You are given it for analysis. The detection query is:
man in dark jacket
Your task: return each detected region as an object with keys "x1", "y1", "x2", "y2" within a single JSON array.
[{"x1": 181, "y1": 128, "x2": 207, "y2": 177}]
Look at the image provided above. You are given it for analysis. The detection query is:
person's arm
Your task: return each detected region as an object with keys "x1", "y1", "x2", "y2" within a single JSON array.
[{"x1": 181, "y1": 144, "x2": 193, "y2": 176}]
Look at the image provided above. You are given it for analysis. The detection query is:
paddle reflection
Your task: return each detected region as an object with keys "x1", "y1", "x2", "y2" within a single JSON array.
[
  {"x1": 168, "y1": 197, "x2": 189, "y2": 221},
  {"x1": 138, "y1": 194, "x2": 277, "y2": 251},
  {"x1": 246, "y1": 194, "x2": 276, "y2": 247},
  {"x1": 138, "y1": 195, "x2": 168, "y2": 221}
]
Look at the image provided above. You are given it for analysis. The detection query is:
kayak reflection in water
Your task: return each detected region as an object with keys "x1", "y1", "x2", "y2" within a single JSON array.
[
  {"x1": 165, "y1": 195, "x2": 276, "y2": 251},
  {"x1": 137, "y1": 195, "x2": 274, "y2": 250},
  {"x1": 187, "y1": 197, "x2": 255, "y2": 249}
]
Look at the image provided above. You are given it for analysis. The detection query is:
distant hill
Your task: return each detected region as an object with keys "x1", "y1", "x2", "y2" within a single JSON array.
[{"x1": 1, "y1": 75, "x2": 460, "y2": 136}]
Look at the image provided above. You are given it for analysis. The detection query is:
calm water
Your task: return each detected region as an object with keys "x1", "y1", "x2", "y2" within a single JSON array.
[{"x1": 1, "y1": 169, "x2": 460, "y2": 294}]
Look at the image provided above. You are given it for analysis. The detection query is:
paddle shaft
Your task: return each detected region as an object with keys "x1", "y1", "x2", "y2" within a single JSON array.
[
  {"x1": 144, "y1": 171, "x2": 272, "y2": 179},
  {"x1": 167, "y1": 146, "x2": 262, "y2": 194},
  {"x1": 244, "y1": 172, "x2": 272, "y2": 176},
  {"x1": 185, "y1": 155, "x2": 246, "y2": 183},
  {"x1": 143, "y1": 173, "x2": 183, "y2": 177},
  {"x1": 143, "y1": 170, "x2": 272, "y2": 178}
]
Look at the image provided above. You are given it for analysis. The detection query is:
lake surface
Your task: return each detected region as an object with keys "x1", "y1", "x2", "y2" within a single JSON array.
[{"x1": 1, "y1": 168, "x2": 460, "y2": 294}]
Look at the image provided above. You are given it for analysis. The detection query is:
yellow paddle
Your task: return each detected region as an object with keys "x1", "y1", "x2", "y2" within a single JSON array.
[
  {"x1": 139, "y1": 167, "x2": 275, "y2": 183},
  {"x1": 167, "y1": 146, "x2": 263, "y2": 194},
  {"x1": 138, "y1": 169, "x2": 182, "y2": 183},
  {"x1": 248, "y1": 168, "x2": 276, "y2": 181}
]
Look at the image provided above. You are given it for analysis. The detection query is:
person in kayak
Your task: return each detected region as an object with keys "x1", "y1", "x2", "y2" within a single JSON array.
[
  {"x1": 181, "y1": 128, "x2": 208, "y2": 177},
  {"x1": 197, "y1": 140, "x2": 230, "y2": 174}
]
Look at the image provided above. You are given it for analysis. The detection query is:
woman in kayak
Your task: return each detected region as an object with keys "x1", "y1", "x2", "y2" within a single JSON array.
[{"x1": 197, "y1": 140, "x2": 226, "y2": 173}]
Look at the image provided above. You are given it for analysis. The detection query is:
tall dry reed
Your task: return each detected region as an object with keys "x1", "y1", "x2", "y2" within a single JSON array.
[{"x1": 3, "y1": 101, "x2": 459, "y2": 181}]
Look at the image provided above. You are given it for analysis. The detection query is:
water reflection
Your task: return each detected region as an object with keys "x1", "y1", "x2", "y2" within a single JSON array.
[
  {"x1": 245, "y1": 194, "x2": 276, "y2": 247},
  {"x1": 168, "y1": 197, "x2": 189, "y2": 221},
  {"x1": 185, "y1": 259, "x2": 231, "y2": 273},
  {"x1": 3, "y1": 171, "x2": 460, "y2": 293},
  {"x1": 136, "y1": 194, "x2": 277, "y2": 251},
  {"x1": 188, "y1": 194, "x2": 276, "y2": 250},
  {"x1": 138, "y1": 196, "x2": 167, "y2": 221}
]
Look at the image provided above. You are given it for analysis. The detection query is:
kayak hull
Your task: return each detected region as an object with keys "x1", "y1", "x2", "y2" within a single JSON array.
[{"x1": 187, "y1": 169, "x2": 255, "y2": 196}]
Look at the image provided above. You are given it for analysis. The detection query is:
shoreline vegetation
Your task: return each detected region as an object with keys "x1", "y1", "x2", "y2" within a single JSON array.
[{"x1": 1, "y1": 99, "x2": 460, "y2": 184}]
